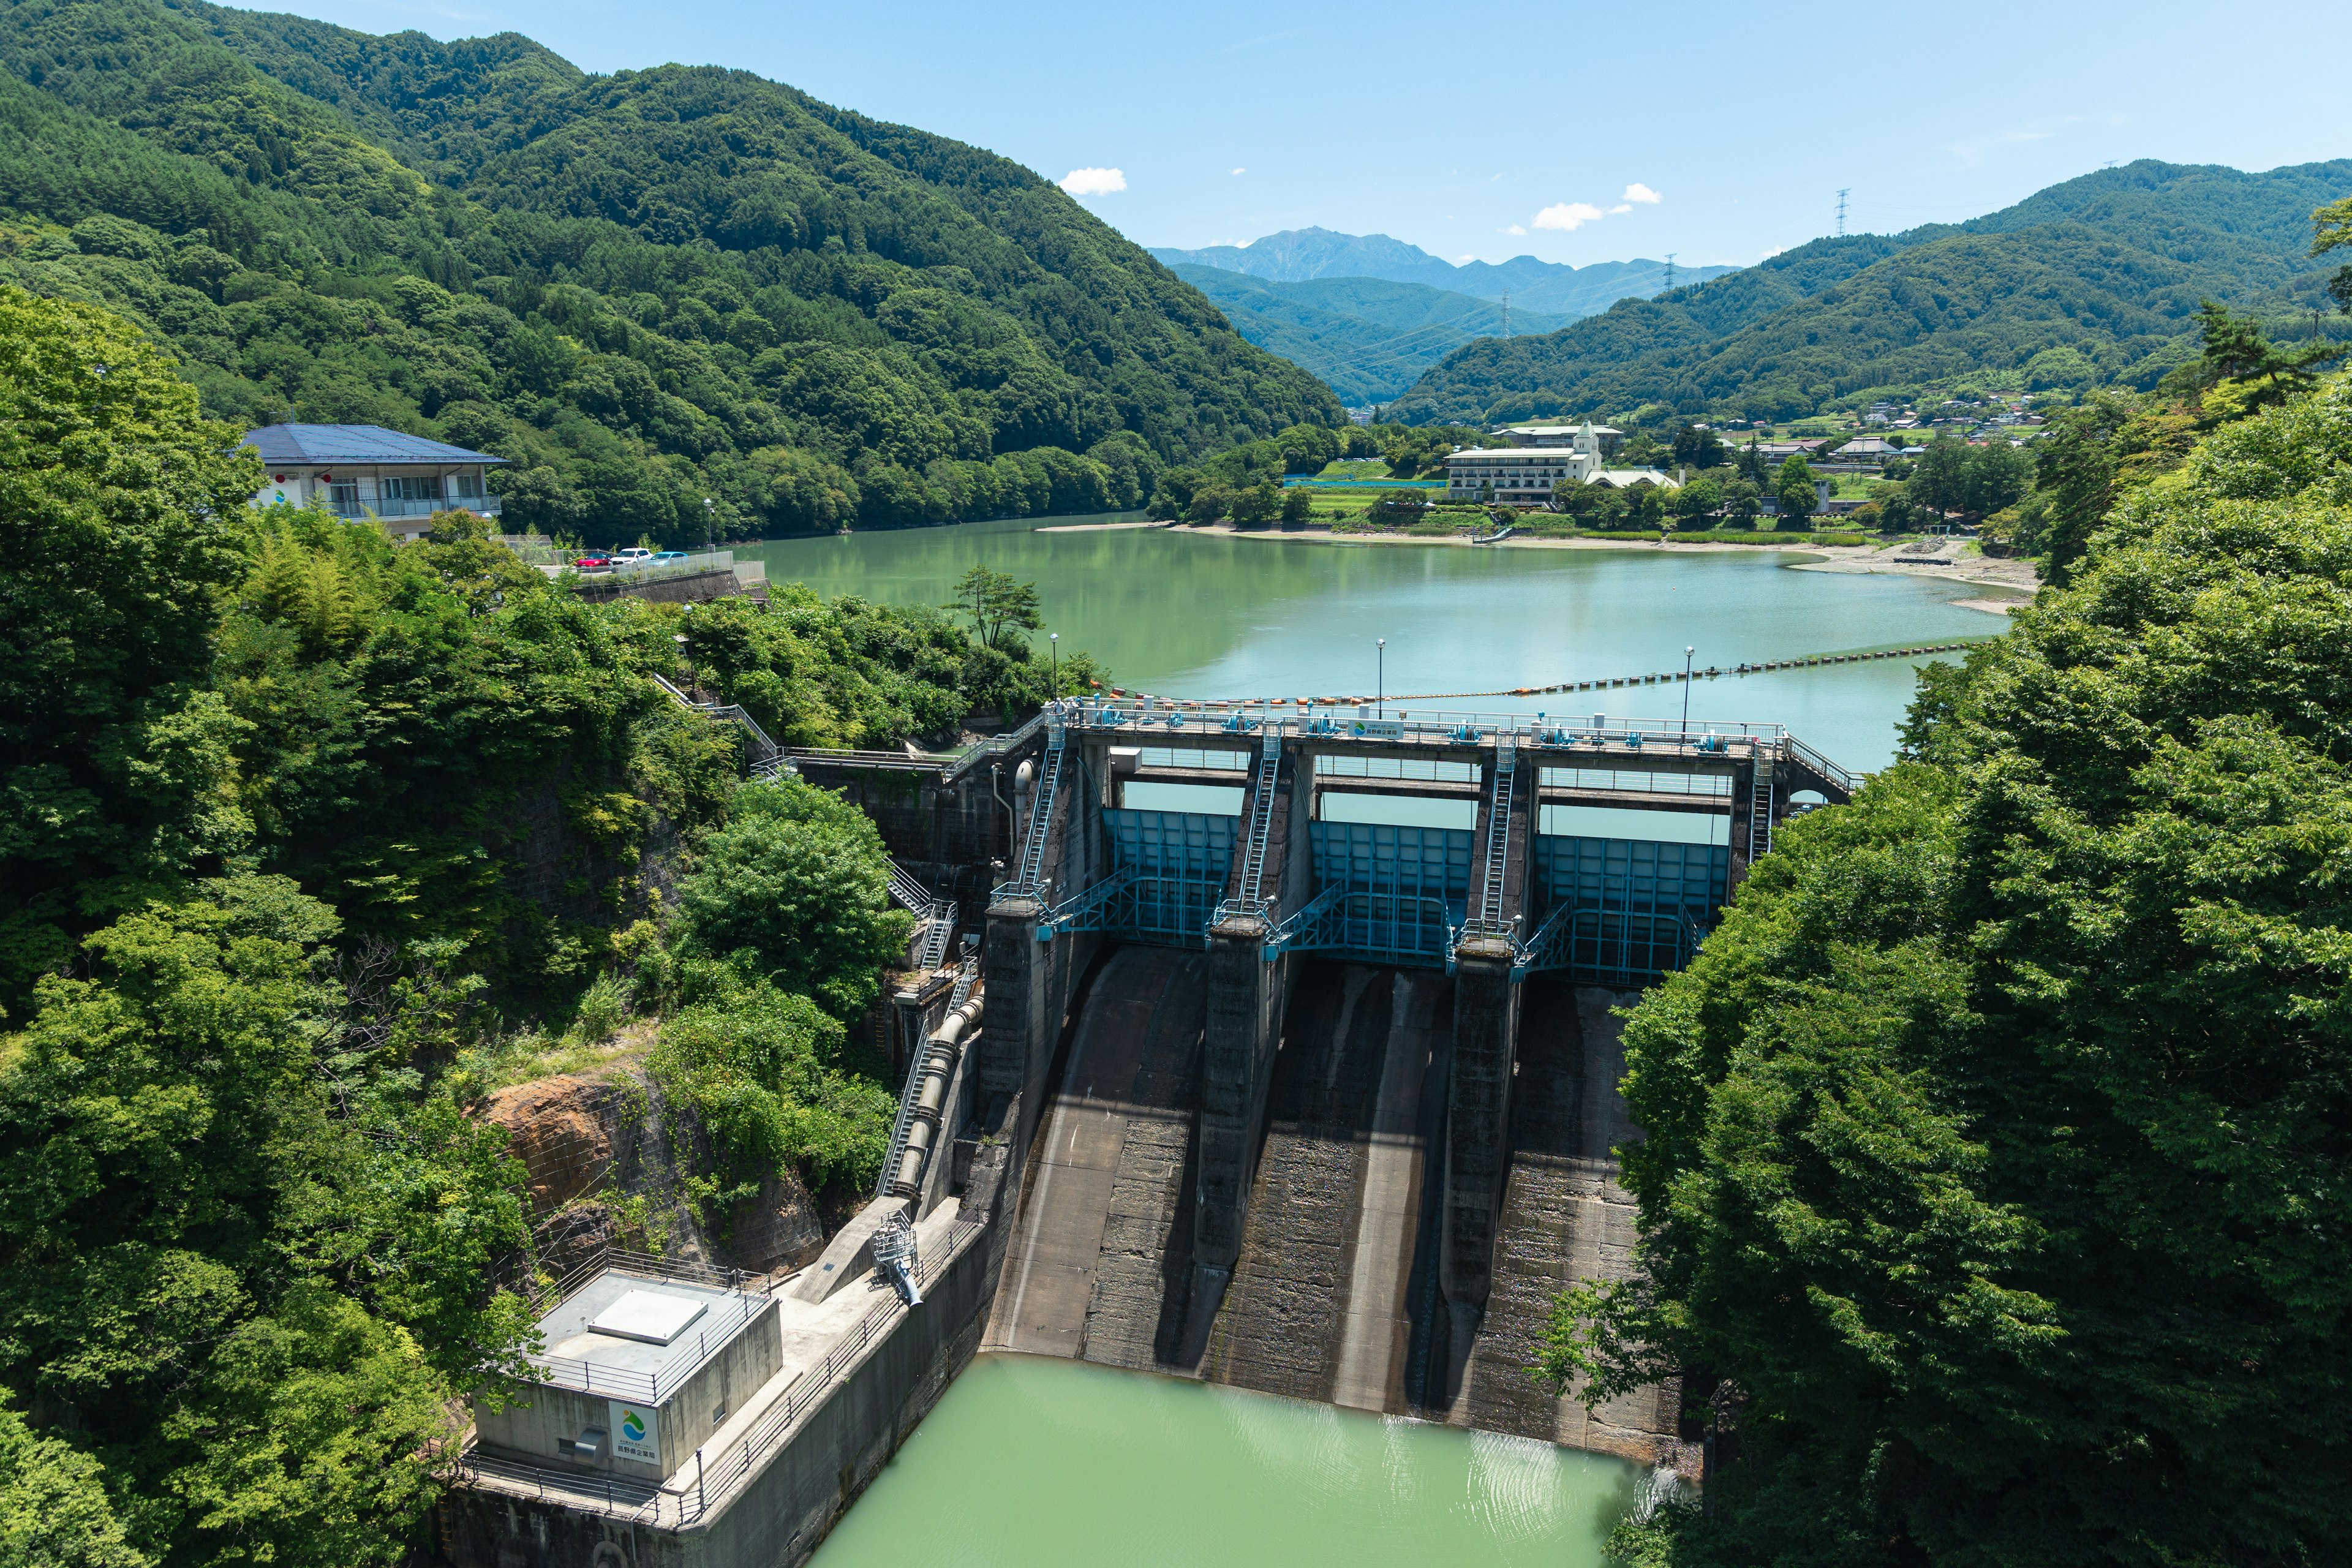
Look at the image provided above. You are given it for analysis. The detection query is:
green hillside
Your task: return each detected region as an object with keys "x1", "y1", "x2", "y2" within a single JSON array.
[
  {"x1": 1170, "y1": 264, "x2": 1567, "y2": 404},
  {"x1": 0, "y1": 0, "x2": 1341, "y2": 539},
  {"x1": 1384, "y1": 160, "x2": 2352, "y2": 427}
]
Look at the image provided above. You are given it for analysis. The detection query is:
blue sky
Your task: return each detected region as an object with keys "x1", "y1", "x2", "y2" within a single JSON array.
[{"x1": 242, "y1": 0, "x2": 2352, "y2": 268}]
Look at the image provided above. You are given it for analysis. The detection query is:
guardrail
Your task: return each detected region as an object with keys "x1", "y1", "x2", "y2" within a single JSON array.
[{"x1": 520, "y1": 1287, "x2": 767, "y2": 1403}]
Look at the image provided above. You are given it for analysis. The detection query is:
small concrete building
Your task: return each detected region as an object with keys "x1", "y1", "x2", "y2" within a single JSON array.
[
  {"x1": 473, "y1": 1265, "x2": 780, "y2": 1487},
  {"x1": 243, "y1": 424, "x2": 505, "y2": 540}
]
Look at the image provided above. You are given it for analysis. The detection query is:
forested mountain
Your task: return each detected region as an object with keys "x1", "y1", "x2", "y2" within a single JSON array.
[
  {"x1": 1385, "y1": 160, "x2": 2352, "y2": 427},
  {"x1": 0, "y1": 0, "x2": 1341, "y2": 541},
  {"x1": 1151, "y1": 225, "x2": 1735, "y2": 316},
  {"x1": 1170, "y1": 263, "x2": 1568, "y2": 403}
]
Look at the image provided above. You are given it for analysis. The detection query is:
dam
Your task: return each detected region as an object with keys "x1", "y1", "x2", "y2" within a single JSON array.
[{"x1": 441, "y1": 694, "x2": 1854, "y2": 1566}]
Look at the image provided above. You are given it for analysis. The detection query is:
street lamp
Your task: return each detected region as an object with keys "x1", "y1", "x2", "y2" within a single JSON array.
[
  {"x1": 1377, "y1": 638, "x2": 1386, "y2": 718},
  {"x1": 702, "y1": 496, "x2": 715, "y2": 556},
  {"x1": 1049, "y1": 632, "x2": 1058, "y2": 699},
  {"x1": 1681, "y1": 645, "x2": 1695, "y2": 739}
]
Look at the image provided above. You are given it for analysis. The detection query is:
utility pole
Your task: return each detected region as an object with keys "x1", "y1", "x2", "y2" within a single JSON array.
[
  {"x1": 1376, "y1": 638, "x2": 1386, "y2": 718},
  {"x1": 1681, "y1": 646, "x2": 1695, "y2": 737},
  {"x1": 1834, "y1": 189, "x2": 1850, "y2": 238},
  {"x1": 1664, "y1": 253, "x2": 1677, "y2": 293}
]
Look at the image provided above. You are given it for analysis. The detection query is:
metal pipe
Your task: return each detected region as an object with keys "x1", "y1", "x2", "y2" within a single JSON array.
[{"x1": 889, "y1": 995, "x2": 982, "y2": 1197}]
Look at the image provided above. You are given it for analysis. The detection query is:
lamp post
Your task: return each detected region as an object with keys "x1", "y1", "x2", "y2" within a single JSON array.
[
  {"x1": 674, "y1": 631, "x2": 692, "y2": 696},
  {"x1": 1049, "y1": 632, "x2": 1058, "y2": 699},
  {"x1": 1681, "y1": 645, "x2": 1695, "y2": 739},
  {"x1": 1377, "y1": 638, "x2": 1386, "y2": 719},
  {"x1": 703, "y1": 496, "x2": 715, "y2": 556}
]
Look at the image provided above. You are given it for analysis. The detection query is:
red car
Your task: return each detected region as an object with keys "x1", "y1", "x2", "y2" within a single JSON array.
[{"x1": 573, "y1": 554, "x2": 614, "y2": 570}]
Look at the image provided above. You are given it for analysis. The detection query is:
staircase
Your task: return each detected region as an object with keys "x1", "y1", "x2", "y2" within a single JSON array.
[
  {"x1": 1475, "y1": 741, "x2": 1517, "y2": 930},
  {"x1": 1008, "y1": 734, "x2": 1068, "y2": 897},
  {"x1": 1224, "y1": 735, "x2": 1284, "y2": 919},
  {"x1": 886, "y1": 860, "x2": 957, "y2": 971},
  {"x1": 1747, "y1": 773, "x2": 1776, "y2": 863}
]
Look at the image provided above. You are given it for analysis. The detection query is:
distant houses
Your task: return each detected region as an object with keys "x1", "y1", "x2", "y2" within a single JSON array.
[{"x1": 243, "y1": 424, "x2": 506, "y2": 541}]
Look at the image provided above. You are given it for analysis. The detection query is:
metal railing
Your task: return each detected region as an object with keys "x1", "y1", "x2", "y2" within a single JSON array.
[
  {"x1": 647, "y1": 674, "x2": 782, "y2": 767},
  {"x1": 1469, "y1": 742, "x2": 1517, "y2": 935},
  {"x1": 519, "y1": 1287, "x2": 767, "y2": 1403},
  {"x1": 1215, "y1": 737, "x2": 1284, "y2": 924},
  {"x1": 1003, "y1": 730, "x2": 1067, "y2": 899}
]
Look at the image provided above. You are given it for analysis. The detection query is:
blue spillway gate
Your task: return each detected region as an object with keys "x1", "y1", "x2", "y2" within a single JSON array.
[{"x1": 1045, "y1": 809, "x2": 1722, "y2": 984}]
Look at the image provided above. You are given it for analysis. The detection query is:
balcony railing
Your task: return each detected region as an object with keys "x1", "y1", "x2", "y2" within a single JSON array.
[{"x1": 329, "y1": 497, "x2": 501, "y2": 519}]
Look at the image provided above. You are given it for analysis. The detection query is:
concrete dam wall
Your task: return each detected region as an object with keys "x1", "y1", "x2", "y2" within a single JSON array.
[{"x1": 983, "y1": 945, "x2": 1678, "y2": 1463}]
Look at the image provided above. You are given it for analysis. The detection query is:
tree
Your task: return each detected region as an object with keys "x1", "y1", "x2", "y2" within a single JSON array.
[
  {"x1": 1735, "y1": 439, "x2": 1771, "y2": 484},
  {"x1": 1229, "y1": 478, "x2": 1282, "y2": 526},
  {"x1": 0, "y1": 881, "x2": 533, "y2": 1567},
  {"x1": 0, "y1": 288, "x2": 263, "y2": 1008},
  {"x1": 1773, "y1": 453, "x2": 1819, "y2": 529},
  {"x1": 1668, "y1": 475, "x2": 1722, "y2": 524},
  {"x1": 675, "y1": 776, "x2": 914, "y2": 1019},
  {"x1": 2318, "y1": 195, "x2": 2352, "y2": 315},
  {"x1": 1906, "y1": 435, "x2": 1971, "y2": 517},
  {"x1": 1365, "y1": 491, "x2": 1430, "y2": 527},
  {"x1": 1546, "y1": 372, "x2": 2352, "y2": 1568},
  {"x1": 948, "y1": 565, "x2": 1042, "y2": 651},
  {"x1": 1721, "y1": 478, "x2": 1762, "y2": 528},
  {"x1": 1672, "y1": 424, "x2": 1729, "y2": 471},
  {"x1": 2033, "y1": 393, "x2": 2196, "y2": 582},
  {"x1": 1280, "y1": 486, "x2": 1313, "y2": 524}
]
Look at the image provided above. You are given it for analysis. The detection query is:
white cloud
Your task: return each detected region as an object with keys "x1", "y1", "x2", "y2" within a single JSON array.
[
  {"x1": 1623, "y1": 182, "x2": 1663, "y2": 204},
  {"x1": 1058, "y1": 167, "x2": 1126, "y2": 196},
  {"x1": 1231, "y1": 167, "x2": 1246, "y2": 175},
  {"x1": 1608, "y1": 204, "x2": 1632, "y2": 215},
  {"x1": 1503, "y1": 224, "x2": 1527, "y2": 236},
  {"x1": 1534, "y1": 202, "x2": 1606, "y2": 231}
]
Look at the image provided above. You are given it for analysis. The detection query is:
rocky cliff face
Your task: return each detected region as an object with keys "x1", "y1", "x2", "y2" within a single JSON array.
[{"x1": 484, "y1": 1065, "x2": 827, "y2": 1281}]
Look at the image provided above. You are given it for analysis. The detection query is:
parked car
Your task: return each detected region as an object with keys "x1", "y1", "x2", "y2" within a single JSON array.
[
  {"x1": 573, "y1": 554, "x2": 613, "y2": 570},
  {"x1": 652, "y1": 551, "x2": 688, "y2": 563},
  {"x1": 613, "y1": 547, "x2": 654, "y2": 564}
]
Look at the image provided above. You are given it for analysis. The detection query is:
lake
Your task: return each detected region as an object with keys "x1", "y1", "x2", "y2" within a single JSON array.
[{"x1": 739, "y1": 515, "x2": 2008, "y2": 775}]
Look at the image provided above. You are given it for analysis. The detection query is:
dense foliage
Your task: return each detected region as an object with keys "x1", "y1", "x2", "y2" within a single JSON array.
[
  {"x1": 0, "y1": 0, "x2": 1341, "y2": 543},
  {"x1": 1387, "y1": 160, "x2": 2352, "y2": 428},
  {"x1": 1549, "y1": 374, "x2": 2352, "y2": 1566},
  {"x1": 0, "y1": 284, "x2": 1095, "y2": 1561}
]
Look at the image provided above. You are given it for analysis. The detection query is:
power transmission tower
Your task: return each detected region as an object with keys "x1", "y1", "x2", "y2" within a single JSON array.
[
  {"x1": 1835, "y1": 189, "x2": 1850, "y2": 238},
  {"x1": 1664, "y1": 252, "x2": 1676, "y2": 292},
  {"x1": 1502, "y1": 290, "x2": 1511, "y2": 337}
]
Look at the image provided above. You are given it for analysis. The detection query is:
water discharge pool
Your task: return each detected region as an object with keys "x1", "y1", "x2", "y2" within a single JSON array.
[
  {"x1": 809, "y1": 1355, "x2": 1643, "y2": 1568},
  {"x1": 740, "y1": 514, "x2": 2015, "y2": 772}
]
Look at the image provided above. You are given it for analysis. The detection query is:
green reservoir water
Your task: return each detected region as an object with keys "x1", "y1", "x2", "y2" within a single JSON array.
[
  {"x1": 809, "y1": 1355, "x2": 1643, "y2": 1568},
  {"x1": 741, "y1": 515, "x2": 2015, "y2": 774}
]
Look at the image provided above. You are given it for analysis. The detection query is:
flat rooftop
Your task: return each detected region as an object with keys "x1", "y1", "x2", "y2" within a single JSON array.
[{"x1": 527, "y1": 1268, "x2": 768, "y2": 1401}]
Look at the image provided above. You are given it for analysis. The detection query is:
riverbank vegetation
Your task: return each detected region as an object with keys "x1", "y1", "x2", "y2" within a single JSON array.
[
  {"x1": 0, "y1": 284, "x2": 1099, "y2": 1564},
  {"x1": 0, "y1": 0, "x2": 1340, "y2": 548},
  {"x1": 1545, "y1": 371, "x2": 2352, "y2": 1566}
]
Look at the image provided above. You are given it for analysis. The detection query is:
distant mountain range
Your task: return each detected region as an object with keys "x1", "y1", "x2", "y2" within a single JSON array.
[
  {"x1": 1167, "y1": 266, "x2": 1571, "y2": 404},
  {"x1": 1147, "y1": 228, "x2": 1734, "y2": 404},
  {"x1": 1383, "y1": 160, "x2": 2352, "y2": 428},
  {"x1": 1148, "y1": 227, "x2": 1737, "y2": 317}
]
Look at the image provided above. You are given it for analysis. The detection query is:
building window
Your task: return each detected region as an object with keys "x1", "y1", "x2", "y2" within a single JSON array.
[
  {"x1": 384, "y1": 476, "x2": 442, "y2": 502},
  {"x1": 452, "y1": 473, "x2": 484, "y2": 501},
  {"x1": 328, "y1": 482, "x2": 360, "y2": 511}
]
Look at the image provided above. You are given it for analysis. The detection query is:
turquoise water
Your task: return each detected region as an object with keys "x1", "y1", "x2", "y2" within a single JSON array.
[
  {"x1": 740, "y1": 516, "x2": 2011, "y2": 772},
  {"x1": 809, "y1": 1356, "x2": 1641, "y2": 1568}
]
